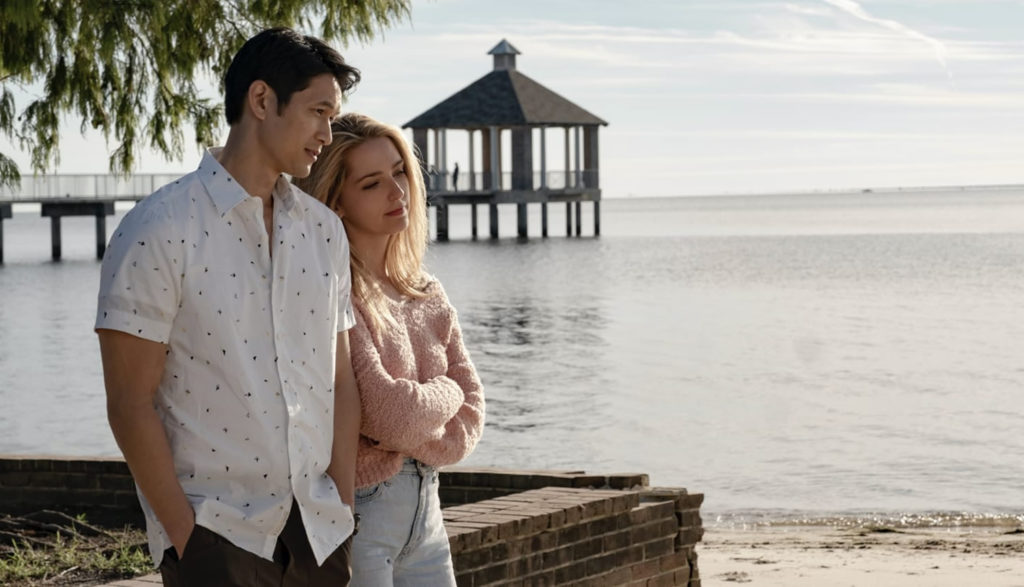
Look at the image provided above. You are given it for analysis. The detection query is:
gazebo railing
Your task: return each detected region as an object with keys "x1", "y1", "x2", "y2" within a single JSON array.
[{"x1": 424, "y1": 169, "x2": 599, "y2": 192}]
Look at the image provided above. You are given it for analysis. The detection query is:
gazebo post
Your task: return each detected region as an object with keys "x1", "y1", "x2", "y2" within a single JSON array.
[
  {"x1": 574, "y1": 126, "x2": 582, "y2": 189},
  {"x1": 563, "y1": 127, "x2": 571, "y2": 190},
  {"x1": 512, "y1": 127, "x2": 531, "y2": 238},
  {"x1": 489, "y1": 126, "x2": 500, "y2": 239},
  {"x1": 468, "y1": 130, "x2": 476, "y2": 190},
  {"x1": 540, "y1": 128, "x2": 548, "y2": 237},
  {"x1": 441, "y1": 129, "x2": 448, "y2": 187},
  {"x1": 564, "y1": 126, "x2": 572, "y2": 237},
  {"x1": 584, "y1": 126, "x2": 601, "y2": 237},
  {"x1": 432, "y1": 130, "x2": 441, "y2": 190}
]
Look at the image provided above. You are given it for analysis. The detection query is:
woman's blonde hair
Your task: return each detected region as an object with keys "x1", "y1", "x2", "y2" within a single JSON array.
[{"x1": 293, "y1": 112, "x2": 429, "y2": 331}]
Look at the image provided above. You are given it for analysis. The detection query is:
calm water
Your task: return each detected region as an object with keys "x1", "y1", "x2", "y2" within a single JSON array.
[{"x1": 3, "y1": 188, "x2": 1024, "y2": 522}]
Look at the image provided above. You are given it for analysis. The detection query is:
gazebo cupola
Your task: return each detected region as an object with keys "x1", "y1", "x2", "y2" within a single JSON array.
[
  {"x1": 489, "y1": 39, "x2": 520, "y2": 71},
  {"x1": 404, "y1": 40, "x2": 608, "y2": 240}
]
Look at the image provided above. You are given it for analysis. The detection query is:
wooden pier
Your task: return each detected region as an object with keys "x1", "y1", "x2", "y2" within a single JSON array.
[
  {"x1": 40, "y1": 200, "x2": 115, "y2": 260},
  {"x1": 0, "y1": 173, "x2": 176, "y2": 263}
]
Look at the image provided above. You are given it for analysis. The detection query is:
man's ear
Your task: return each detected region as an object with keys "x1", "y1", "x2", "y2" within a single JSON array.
[{"x1": 247, "y1": 81, "x2": 275, "y2": 121}]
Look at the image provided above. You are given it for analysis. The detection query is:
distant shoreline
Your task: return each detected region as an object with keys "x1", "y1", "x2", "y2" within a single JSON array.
[{"x1": 630, "y1": 182, "x2": 1024, "y2": 200}]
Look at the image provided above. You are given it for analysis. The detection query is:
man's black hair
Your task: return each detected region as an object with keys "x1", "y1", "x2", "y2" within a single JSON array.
[{"x1": 224, "y1": 27, "x2": 361, "y2": 125}]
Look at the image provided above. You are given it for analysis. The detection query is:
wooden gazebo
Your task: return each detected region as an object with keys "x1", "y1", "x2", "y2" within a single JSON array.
[{"x1": 404, "y1": 39, "x2": 608, "y2": 240}]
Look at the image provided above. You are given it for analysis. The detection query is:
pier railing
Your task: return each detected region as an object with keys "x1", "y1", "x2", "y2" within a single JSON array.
[
  {"x1": 0, "y1": 169, "x2": 603, "y2": 202},
  {"x1": 0, "y1": 173, "x2": 183, "y2": 202}
]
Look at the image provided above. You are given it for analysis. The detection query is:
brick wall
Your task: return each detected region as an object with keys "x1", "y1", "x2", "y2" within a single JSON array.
[
  {"x1": 444, "y1": 486, "x2": 702, "y2": 586},
  {"x1": 0, "y1": 455, "x2": 142, "y2": 524},
  {"x1": 0, "y1": 456, "x2": 702, "y2": 585}
]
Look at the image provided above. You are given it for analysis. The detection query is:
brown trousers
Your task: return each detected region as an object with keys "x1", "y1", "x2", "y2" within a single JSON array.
[{"x1": 159, "y1": 502, "x2": 351, "y2": 587}]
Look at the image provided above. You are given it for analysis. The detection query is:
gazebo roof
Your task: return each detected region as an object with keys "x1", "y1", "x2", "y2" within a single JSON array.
[{"x1": 403, "y1": 41, "x2": 608, "y2": 130}]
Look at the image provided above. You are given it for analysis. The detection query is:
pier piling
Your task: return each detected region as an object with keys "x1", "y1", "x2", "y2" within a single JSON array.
[
  {"x1": 96, "y1": 213, "x2": 107, "y2": 258},
  {"x1": 50, "y1": 216, "x2": 62, "y2": 261},
  {"x1": 0, "y1": 203, "x2": 10, "y2": 264},
  {"x1": 436, "y1": 204, "x2": 449, "y2": 242}
]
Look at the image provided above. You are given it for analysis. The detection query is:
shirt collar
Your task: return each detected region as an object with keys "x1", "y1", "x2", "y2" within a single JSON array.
[
  {"x1": 272, "y1": 175, "x2": 303, "y2": 221},
  {"x1": 198, "y1": 149, "x2": 303, "y2": 221}
]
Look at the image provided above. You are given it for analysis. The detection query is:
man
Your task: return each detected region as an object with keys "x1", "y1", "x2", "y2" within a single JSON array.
[{"x1": 96, "y1": 28, "x2": 361, "y2": 586}]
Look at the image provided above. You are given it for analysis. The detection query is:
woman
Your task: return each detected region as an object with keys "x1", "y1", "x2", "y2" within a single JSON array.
[{"x1": 294, "y1": 113, "x2": 485, "y2": 586}]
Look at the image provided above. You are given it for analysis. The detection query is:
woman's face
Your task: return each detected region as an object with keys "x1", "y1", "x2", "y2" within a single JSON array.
[{"x1": 336, "y1": 136, "x2": 410, "y2": 243}]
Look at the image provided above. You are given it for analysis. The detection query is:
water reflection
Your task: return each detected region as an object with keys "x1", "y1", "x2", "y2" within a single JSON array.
[
  {"x1": 459, "y1": 296, "x2": 612, "y2": 446},
  {"x1": 6, "y1": 194, "x2": 1024, "y2": 516},
  {"x1": 0, "y1": 260, "x2": 113, "y2": 455}
]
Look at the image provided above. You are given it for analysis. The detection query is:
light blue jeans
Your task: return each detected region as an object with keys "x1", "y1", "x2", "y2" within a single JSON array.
[{"x1": 351, "y1": 458, "x2": 456, "y2": 586}]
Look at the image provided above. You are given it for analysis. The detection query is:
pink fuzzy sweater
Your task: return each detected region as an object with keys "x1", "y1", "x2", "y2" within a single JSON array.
[{"x1": 350, "y1": 279, "x2": 485, "y2": 488}]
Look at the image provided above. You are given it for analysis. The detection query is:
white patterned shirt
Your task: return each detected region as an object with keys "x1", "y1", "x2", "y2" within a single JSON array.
[{"x1": 95, "y1": 150, "x2": 357, "y2": 566}]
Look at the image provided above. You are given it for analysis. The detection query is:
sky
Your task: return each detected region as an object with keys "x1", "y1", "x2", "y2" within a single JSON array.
[{"x1": 3, "y1": 0, "x2": 1023, "y2": 198}]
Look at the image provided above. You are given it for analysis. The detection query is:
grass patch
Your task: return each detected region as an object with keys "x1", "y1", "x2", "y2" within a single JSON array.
[{"x1": 0, "y1": 521, "x2": 150, "y2": 586}]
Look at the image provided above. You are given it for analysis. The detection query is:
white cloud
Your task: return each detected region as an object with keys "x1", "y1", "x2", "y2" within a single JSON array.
[
  {"x1": 395, "y1": 16, "x2": 1024, "y2": 83},
  {"x1": 820, "y1": 0, "x2": 954, "y2": 83}
]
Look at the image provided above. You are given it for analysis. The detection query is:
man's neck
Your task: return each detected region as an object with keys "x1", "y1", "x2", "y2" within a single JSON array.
[{"x1": 217, "y1": 128, "x2": 279, "y2": 203}]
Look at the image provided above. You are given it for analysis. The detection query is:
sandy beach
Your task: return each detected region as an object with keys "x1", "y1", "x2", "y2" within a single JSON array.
[{"x1": 698, "y1": 524, "x2": 1024, "y2": 586}]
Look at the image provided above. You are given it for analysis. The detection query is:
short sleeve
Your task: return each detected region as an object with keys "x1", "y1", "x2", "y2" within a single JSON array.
[
  {"x1": 95, "y1": 202, "x2": 182, "y2": 343},
  {"x1": 335, "y1": 221, "x2": 356, "y2": 331}
]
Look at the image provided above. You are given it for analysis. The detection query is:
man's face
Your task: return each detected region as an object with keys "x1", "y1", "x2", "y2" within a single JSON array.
[{"x1": 263, "y1": 73, "x2": 342, "y2": 178}]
